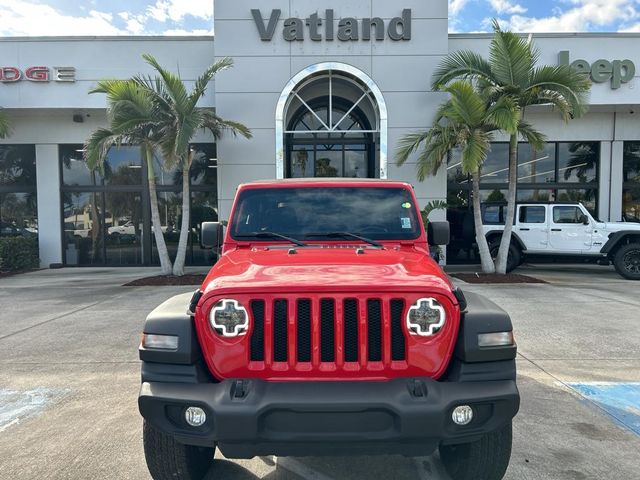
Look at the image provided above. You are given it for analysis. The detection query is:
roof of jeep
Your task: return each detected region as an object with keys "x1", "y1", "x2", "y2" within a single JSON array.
[{"x1": 243, "y1": 178, "x2": 412, "y2": 187}]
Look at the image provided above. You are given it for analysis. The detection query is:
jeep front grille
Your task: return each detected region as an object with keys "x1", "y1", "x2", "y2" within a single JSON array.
[{"x1": 249, "y1": 296, "x2": 407, "y2": 369}]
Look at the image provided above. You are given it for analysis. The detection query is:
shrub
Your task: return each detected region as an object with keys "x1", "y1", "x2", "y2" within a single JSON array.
[{"x1": 0, "y1": 236, "x2": 40, "y2": 272}]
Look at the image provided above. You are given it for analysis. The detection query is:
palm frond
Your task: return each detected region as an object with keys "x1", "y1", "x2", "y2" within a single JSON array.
[
  {"x1": 143, "y1": 53, "x2": 190, "y2": 114},
  {"x1": 432, "y1": 50, "x2": 495, "y2": 90},
  {"x1": 0, "y1": 109, "x2": 11, "y2": 139},
  {"x1": 489, "y1": 19, "x2": 539, "y2": 88},
  {"x1": 188, "y1": 57, "x2": 234, "y2": 111},
  {"x1": 83, "y1": 128, "x2": 124, "y2": 173},
  {"x1": 518, "y1": 120, "x2": 546, "y2": 149},
  {"x1": 527, "y1": 65, "x2": 591, "y2": 118},
  {"x1": 395, "y1": 131, "x2": 432, "y2": 166}
]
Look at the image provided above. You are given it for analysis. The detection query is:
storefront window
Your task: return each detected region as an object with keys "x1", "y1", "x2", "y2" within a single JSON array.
[
  {"x1": 623, "y1": 142, "x2": 640, "y2": 222},
  {"x1": 105, "y1": 192, "x2": 144, "y2": 265},
  {"x1": 446, "y1": 141, "x2": 600, "y2": 264},
  {"x1": 518, "y1": 143, "x2": 556, "y2": 184},
  {"x1": 61, "y1": 143, "x2": 217, "y2": 266},
  {"x1": 481, "y1": 143, "x2": 509, "y2": 183},
  {"x1": 103, "y1": 146, "x2": 143, "y2": 186},
  {"x1": 517, "y1": 189, "x2": 554, "y2": 203},
  {"x1": 62, "y1": 192, "x2": 104, "y2": 265},
  {"x1": 0, "y1": 145, "x2": 37, "y2": 238},
  {"x1": 60, "y1": 144, "x2": 101, "y2": 186},
  {"x1": 556, "y1": 189, "x2": 597, "y2": 216},
  {"x1": 0, "y1": 192, "x2": 38, "y2": 237},
  {"x1": 558, "y1": 142, "x2": 599, "y2": 184},
  {"x1": 0, "y1": 145, "x2": 37, "y2": 187}
]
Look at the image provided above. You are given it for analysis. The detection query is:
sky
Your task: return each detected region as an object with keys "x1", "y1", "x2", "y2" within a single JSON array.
[{"x1": 0, "y1": 0, "x2": 639, "y2": 36}]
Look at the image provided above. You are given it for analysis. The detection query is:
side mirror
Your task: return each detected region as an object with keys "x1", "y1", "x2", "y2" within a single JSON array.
[
  {"x1": 427, "y1": 221, "x2": 450, "y2": 246},
  {"x1": 201, "y1": 222, "x2": 224, "y2": 249},
  {"x1": 580, "y1": 215, "x2": 590, "y2": 225}
]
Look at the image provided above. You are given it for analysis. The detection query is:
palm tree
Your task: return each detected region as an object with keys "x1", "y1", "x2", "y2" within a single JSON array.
[
  {"x1": 133, "y1": 54, "x2": 252, "y2": 276},
  {"x1": 397, "y1": 81, "x2": 520, "y2": 273},
  {"x1": 0, "y1": 109, "x2": 11, "y2": 139},
  {"x1": 432, "y1": 20, "x2": 591, "y2": 273},
  {"x1": 85, "y1": 80, "x2": 173, "y2": 275}
]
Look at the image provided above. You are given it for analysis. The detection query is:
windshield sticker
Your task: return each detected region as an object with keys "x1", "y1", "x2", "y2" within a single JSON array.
[
  {"x1": 402, "y1": 202, "x2": 412, "y2": 209},
  {"x1": 401, "y1": 217, "x2": 412, "y2": 229}
]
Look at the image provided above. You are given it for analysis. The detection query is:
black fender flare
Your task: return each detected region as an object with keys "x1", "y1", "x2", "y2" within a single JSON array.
[
  {"x1": 601, "y1": 231, "x2": 640, "y2": 254},
  {"x1": 139, "y1": 291, "x2": 202, "y2": 365},
  {"x1": 485, "y1": 230, "x2": 527, "y2": 252}
]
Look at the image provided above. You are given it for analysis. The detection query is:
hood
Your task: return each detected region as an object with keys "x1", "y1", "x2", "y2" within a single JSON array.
[
  {"x1": 597, "y1": 221, "x2": 640, "y2": 233},
  {"x1": 201, "y1": 246, "x2": 454, "y2": 296}
]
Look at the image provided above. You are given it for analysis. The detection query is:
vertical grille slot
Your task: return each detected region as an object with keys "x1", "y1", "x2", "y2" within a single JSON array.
[
  {"x1": 297, "y1": 299, "x2": 312, "y2": 362},
  {"x1": 343, "y1": 299, "x2": 359, "y2": 362},
  {"x1": 367, "y1": 299, "x2": 382, "y2": 361},
  {"x1": 320, "y1": 299, "x2": 335, "y2": 362},
  {"x1": 250, "y1": 300, "x2": 265, "y2": 361},
  {"x1": 390, "y1": 299, "x2": 406, "y2": 361},
  {"x1": 273, "y1": 300, "x2": 288, "y2": 362}
]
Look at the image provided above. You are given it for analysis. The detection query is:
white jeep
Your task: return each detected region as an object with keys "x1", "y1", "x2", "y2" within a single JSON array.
[{"x1": 480, "y1": 202, "x2": 640, "y2": 280}]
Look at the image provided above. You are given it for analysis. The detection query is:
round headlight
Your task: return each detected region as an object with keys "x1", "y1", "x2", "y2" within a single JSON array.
[
  {"x1": 209, "y1": 299, "x2": 249, "y2": 337},
  {"x1": 406, "y1": 298, "x2": 446, "y2": 336}
]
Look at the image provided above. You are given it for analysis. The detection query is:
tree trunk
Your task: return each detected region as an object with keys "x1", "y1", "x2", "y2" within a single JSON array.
[
  {"x1": 495, "y1": 134, "x2": 518, "y2": 274},
  {"x1": 146, "y1": 146, "x2": 172, "y2": 275},
  {"x1": 472, "y1": 170, "x2": 495, "y2": 273},
  {"x1": 172, "y1": 152, "x2": 192, "y2": 276}
]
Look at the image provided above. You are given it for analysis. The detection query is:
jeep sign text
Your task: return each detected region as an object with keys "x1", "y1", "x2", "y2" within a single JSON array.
[
  {"x1": 252, "y1": 9, "x2": 412, "y2": 42},
  {"x1": 559, "y1": 51, "x2": 635, "y2": 89}
]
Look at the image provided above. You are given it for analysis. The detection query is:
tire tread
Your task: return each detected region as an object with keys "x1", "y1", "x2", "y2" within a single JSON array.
[
  {"x1": 143, "y1": 420, "x2": 214, "y2": 480},
  {"x1": 439, "y1": 423, "x2": 512, "y2": 480}
]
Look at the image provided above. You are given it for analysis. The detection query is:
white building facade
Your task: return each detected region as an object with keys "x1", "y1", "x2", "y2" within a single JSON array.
[{"x1": 0, "y1": 0, "x2": 639, "y2": 267}]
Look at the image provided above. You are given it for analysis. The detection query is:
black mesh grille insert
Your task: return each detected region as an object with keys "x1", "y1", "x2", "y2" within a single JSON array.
[
  {"x1": 390, "y1": 299, "x2": 406, "y2": 361},
  {"x1": 273, "y1": 300, "x2": 288, "y2": 362},
  {"x1": 343, "y1": 299, "x2": 359, "y2": 362},
  {"x1": 297, "y1": 299, "x2": 312, "y2": 362},
  {"x1": 250, "y1": 300, "x2": 265, "y2": 361},
  {"x1": 367, "y1": 299, "x2": 382, "y2": 361},
  {"x1": 320, "y1": 299, "x2": 335, "y2": 362}
]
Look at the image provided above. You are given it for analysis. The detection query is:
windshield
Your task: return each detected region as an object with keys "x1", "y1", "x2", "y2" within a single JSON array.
[{"x1": 230, "y1": 187, "x2": 422, "y2": 241}]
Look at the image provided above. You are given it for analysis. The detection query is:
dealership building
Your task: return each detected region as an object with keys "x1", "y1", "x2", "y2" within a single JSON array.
[{"x1": 1, "y1": 0, "x2": 639, "y2": 267}]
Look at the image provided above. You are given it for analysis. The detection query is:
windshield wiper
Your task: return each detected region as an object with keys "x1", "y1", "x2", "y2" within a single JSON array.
[
  {"x1": 305, "y1": 232, "x2": 383, "y2": 248},
  {"x1": 235, "y1": 232, "x2": 308, "y2": 247}
]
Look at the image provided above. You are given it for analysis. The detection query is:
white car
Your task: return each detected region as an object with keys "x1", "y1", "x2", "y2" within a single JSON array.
[{"x1": 481, "y1": 202, "x2": 640, "y2": 280}]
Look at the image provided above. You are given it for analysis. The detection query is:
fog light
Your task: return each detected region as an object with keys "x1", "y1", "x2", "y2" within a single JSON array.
[
  {"x1": 185, "y1": 407, "x2": 207, "y2": 427},
  {"x1": 452, "y1": 405, "x2": 474, "y2": 426}
]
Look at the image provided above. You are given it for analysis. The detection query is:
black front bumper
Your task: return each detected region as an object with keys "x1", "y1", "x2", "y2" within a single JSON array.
[{"x1": 139, "y1": 378, "x2": 519, "y2": 458}]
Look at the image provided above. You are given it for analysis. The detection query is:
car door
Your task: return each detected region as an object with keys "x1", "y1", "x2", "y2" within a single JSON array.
[
  {"x1": 516, "y1": 205, "x2": 549, "y2": 252},
  {"x1": 549, "y1": 206, "x2": 592, "y2": 252}
]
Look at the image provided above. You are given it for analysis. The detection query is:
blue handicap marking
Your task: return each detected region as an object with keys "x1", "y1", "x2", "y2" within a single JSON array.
[
  {"x1": 567, "y1": 382, "x2": 640, "y2": 436},
  {"x1": 0, "y1": 388, "x2": 67, "y2": 433}
]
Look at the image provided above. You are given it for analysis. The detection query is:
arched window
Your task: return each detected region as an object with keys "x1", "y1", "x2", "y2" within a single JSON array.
[{"x1": 276, "y1": 63, "x2": 388, "y2": 179}]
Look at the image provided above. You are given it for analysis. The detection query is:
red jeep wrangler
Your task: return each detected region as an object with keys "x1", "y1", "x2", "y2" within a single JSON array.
[{"x1": 139, "y1": 179, "x2": 519, "y2": 480}]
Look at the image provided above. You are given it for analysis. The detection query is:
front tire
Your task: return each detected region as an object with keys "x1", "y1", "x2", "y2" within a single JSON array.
[
  {"x1": 143, "y1": 420, "x2": 215, "y2": 480},
  {"x1": 613, "y1": 243, "x2": 640, "y2": 280},
  {"x1": 490, "y1": 242, "x2": 521, "y2": 273},
  {"x1": 439, "y1": 422, "x2": 513, "y2": 480}
]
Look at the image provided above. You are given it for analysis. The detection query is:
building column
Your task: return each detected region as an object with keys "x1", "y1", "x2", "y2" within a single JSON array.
[
  {"x1": 598, "y1": 142, "x2": 612, "y2": 221},
  {"x1": 609, "y1": 141, "x2": 624, "y2": 222},
  {"x1": 35, "y1": 144, "x2": 62, "y2": 267}
]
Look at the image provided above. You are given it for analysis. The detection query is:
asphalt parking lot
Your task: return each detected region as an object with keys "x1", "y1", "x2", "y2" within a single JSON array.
[{"x1": 0, "y1": 264, "x2": 639, "y2": 479}]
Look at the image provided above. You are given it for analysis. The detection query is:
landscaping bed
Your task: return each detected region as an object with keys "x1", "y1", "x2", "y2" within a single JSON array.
[
  {"x1": 124, "y1": 274, "x2": 207, "y2": 286},
  {"x1": 451, "y1": 273, "x2": 547, "y2": 284}
]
